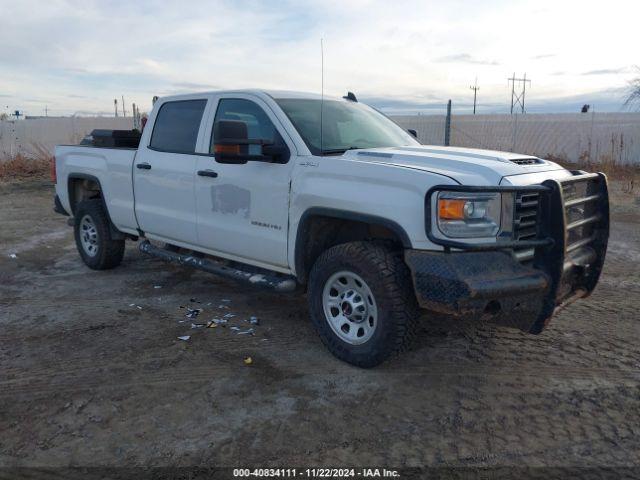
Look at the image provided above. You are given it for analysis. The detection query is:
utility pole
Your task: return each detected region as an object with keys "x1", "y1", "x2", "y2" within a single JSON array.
[
  {"x1": 121, "y1": 96, "x2": 127, "y2": 117},
  {"x1": 444, "y1": 99, "x2": 452, "y2": 146},
  {"x1": 132, "y1": 103, "x2": 139, "y2": 129},
  {"x1": 114, "y1": 99, "x2": 119, "y2": 117},
  {"x1": 508, "y1": 73, "x2": 531, "y2": 114},
  {"x1": 44, "y1": 105, "x2": 48, "y2": 117},
  {"x1": 470, "y1": 77, "x2": 479, "y2": 115}
]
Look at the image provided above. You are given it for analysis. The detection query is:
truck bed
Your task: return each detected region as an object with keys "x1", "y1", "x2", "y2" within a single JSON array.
[{"x1": 54, "y1": 144, "x2": 139, "y2": 235}]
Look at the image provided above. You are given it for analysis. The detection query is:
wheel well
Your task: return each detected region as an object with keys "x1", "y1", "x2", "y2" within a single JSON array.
[
  {"x1": 295, "y1": 213, "x2": 409, "y2": 285},
  {"x1": 68, "y1": 176, "x2": 102, "y2": 215}
]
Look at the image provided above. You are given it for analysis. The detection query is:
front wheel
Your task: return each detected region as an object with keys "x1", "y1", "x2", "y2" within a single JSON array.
[
  {"x1": 73, "y1": 199, "x2": 125, "y2": 270},
  {"x1": 308, "y1": 242, "x2": 419, "y2": 368}
]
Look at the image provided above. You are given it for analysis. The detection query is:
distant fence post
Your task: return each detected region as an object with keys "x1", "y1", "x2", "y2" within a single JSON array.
[{"x1": 444, "y1": 99, "x2": 452, "y2": 146}]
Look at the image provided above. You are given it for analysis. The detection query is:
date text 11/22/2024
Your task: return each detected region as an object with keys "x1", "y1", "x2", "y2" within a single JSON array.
[{"x1": 233, "y1": 468, "x2": 400, "y2": 477}]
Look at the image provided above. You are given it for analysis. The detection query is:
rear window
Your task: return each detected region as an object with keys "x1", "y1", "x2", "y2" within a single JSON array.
[{"x1": 149, "y1": 99, "x2": 207, "y2": 153}]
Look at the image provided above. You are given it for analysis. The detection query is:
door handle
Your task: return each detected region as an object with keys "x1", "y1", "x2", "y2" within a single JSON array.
[
  {"x1": 136, "y1": 163, "x2": 151, "y2": 170},
  {"x1": 197, "y1": 170, "x2": 218, "y2": 178}
]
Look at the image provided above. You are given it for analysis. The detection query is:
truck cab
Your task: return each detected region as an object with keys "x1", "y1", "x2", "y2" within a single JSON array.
[{"x1": 54, "y1": 90, "x2": 609, "y2": 367}]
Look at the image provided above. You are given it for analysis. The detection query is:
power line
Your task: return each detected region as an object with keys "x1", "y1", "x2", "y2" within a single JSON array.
[
  {"x1": 470, "y1": 77, "x2": 479, "y2": 114},
  {"x1": 508, "y1": 73, "x2": 531, "y2": 114}
]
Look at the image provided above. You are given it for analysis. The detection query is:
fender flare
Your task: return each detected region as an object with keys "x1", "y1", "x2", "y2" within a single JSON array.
[
  {"x1": 67, "y1": 173, "x2": 126, "y2": 240},
  {"x1": 293, "y1": 207, "x2": 412, "y2": 283}
]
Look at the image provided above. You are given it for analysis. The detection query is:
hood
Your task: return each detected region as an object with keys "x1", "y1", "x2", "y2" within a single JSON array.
[{"x1": 346, "y1": 145, "x2": 566, "y2": 185}]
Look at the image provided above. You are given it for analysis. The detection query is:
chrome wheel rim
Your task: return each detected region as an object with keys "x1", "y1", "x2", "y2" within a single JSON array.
[
  {"x1": 79, "y1": 214, "x2": 99, "y2": 257},
  {"x1": 322, "y1": 271, "x2": 378, "y2": 345}
]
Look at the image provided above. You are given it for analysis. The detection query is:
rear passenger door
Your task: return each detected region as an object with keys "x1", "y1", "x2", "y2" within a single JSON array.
[{"x1": 134, "y1": 98, "x2": 208, "y2": 245}]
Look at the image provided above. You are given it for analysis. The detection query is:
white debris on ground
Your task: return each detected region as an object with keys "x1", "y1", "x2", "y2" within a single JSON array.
[
  {"x1": 185, "y1": 308, "x2": 202, "y2": 319},
  {"x1": 177, "y1": 336, "x2": 190, "y2": 341},
  {"x1": 8, "y1": 253, "x2": 17, "y2": 259},
  {"x1": 174, "y1": 297, "x2": 262, "y2": 343},
  {"x1": 249, "y1": 274, "x2": 265, "y2": 284}
]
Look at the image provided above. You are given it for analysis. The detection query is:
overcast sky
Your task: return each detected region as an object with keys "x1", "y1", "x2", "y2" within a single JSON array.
[{"x1": 0, "y1": 0, "x2": 637, "y2": 116}]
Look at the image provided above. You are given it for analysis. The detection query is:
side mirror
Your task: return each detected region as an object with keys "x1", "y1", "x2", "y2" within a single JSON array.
[
  {"x1": 213, "y1": 120, "x2": 252, "y2": 164},
  {"x1": 213, "y1": 120, "x2": 287, "y2": 164},
  {"x1": 408, "y1": 129, "x2": 418, "y2": 138}
]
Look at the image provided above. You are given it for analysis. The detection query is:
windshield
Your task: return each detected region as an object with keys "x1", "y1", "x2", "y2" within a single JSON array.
[{"x1": 275, "y1": 98, "x2": 419, "y2": 155}]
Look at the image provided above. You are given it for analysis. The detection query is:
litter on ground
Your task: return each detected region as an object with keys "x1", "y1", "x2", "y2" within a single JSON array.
[
  {"x1": 177, "y1": 336, "x2": 190, "y2": 341},
  {"x1": 153, "y1": 285, "x2": 162, "y2": 289},
  {"x1": 191, "y1": 323, "x2": 206, "y2": 329},
  {"x1": 9, "y1": 253, "x2": 17, "y2": 259},
  {"x1": 236, "y1": 328, "x2": 255, "y2": 336},
  {"x1": 223, "y1": 313, "x2": 235, "y2": 318},
  {"x1": 243, "y1": 357, "x2": 253, "y2": 365},
  {"x1": 247, "y1": 316, "x2": 260, "y2": 325},
  {"x1": 185, "y1": 308, "x2": 202, "y2": 319}
]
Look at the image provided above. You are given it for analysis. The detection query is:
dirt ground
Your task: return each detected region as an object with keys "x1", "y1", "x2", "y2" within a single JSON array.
[{"x1": 0, "y1": 179, "x2": 639, "y2": 471}]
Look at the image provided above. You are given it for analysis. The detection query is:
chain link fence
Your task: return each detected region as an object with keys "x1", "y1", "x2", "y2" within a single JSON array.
[
  {"x1": 0, "y1": 117, "x2": 134, "y2": 159},
  {"x1": 2, "y1": 112, "x2": 639, "y2": 166},
  {"x1": 392, "y1": 112, "x2": 640, "y2": 165}
]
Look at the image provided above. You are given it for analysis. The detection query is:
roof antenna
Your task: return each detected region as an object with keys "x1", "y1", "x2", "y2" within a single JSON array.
[{"x1": 320, "y1": 38, "x2": 324, "y2": 155}]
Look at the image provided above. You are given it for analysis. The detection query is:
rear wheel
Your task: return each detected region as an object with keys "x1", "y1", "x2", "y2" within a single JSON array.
[
  {"x1": 74, "y1": 199, "x2": 125, "y2": 270},
  {"x1": 308, "y1": 241, "x2": 418, "y2": 368}
]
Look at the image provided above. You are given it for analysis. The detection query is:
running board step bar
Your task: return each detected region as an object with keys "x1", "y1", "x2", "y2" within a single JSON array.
[{"x1": 139, "y1": 240, "x2": 297, "y2": 293}]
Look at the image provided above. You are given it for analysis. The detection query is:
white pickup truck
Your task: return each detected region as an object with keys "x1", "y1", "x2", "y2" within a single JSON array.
[{"x1": 53, "y1": 89, "x2": 609, "y2": 367}]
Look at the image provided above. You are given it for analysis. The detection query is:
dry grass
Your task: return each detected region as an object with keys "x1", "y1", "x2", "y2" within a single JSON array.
[
  {"x1": 546, "y1": 153, "x2": 640, "y2": 183},
  {"x1": 0, "y1": 144, "x2": 53, "y2": 181}
]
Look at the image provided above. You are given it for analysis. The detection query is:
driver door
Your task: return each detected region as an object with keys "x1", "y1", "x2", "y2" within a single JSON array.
[{"x1": 194, "y1": 95, "x2": 295, "y2": 269}]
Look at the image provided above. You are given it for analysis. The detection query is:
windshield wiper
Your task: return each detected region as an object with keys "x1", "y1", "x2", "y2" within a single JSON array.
[{"x1": 321, "y1": 146, "x2": 361, "y2": 155}]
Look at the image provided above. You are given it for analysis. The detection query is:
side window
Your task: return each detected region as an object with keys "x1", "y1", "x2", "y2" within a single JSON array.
[
  {"x1": 150, "y1": 99, "x2": 207, "y2": 153},
  {"x1": 210, "y1": 98, "x2": 285, "y2": 156}
]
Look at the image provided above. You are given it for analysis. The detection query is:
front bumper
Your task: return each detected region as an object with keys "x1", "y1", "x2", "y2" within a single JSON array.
[{"x1": 407, "y1": 171, "x2": 609, "y2": 334}]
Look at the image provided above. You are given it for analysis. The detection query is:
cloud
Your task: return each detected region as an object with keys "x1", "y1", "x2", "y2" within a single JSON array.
[
  {"x1": 171, "y1": 82, "x2": 221, "y2": 91},
  {"x1": 582, "y1": 67, "x2": 632, "y2": 75},
  {"x1": 0, "y1": 0, "x2": 636, "y2": 115},
  {"x1": 532, "y1": 53, "x2": 556, "y2": 60},
  {"x1": 434, "y1": 53, "x2": 500, "y2": 66}
]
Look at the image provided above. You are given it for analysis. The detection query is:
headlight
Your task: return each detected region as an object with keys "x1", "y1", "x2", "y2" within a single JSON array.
[{"x1": 437, "y1": 191, "x2": 502, "y2": 238}]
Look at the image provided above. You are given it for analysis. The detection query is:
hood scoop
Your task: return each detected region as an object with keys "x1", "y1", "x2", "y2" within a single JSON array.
[{"x1": 510, "y1": 158, "x2": 544, "y2": 165}]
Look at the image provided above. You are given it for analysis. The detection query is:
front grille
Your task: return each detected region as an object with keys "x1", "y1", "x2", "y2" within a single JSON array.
[
  {"x1": 511, "y1": 158, "x2": 542, "y2": 165},
  {"x1": 514, "y1": 192, "x2": 540, "y2": 240},
  {"x1": 512, "y1": 191, "x2": 540, "y2": 263}
]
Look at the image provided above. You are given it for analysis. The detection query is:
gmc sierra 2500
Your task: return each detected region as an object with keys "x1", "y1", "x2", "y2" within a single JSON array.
[{"x1": 53, "y1": 90, "x2": 609, "y2": 367}]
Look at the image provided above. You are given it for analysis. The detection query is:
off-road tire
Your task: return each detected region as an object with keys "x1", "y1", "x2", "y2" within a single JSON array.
[
  {"x1": 74, "y1": 199, "x2": 125, "y2": 270},
  {"x1": 308, "y1": 241, "x2": 419, "y2": 368}
]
